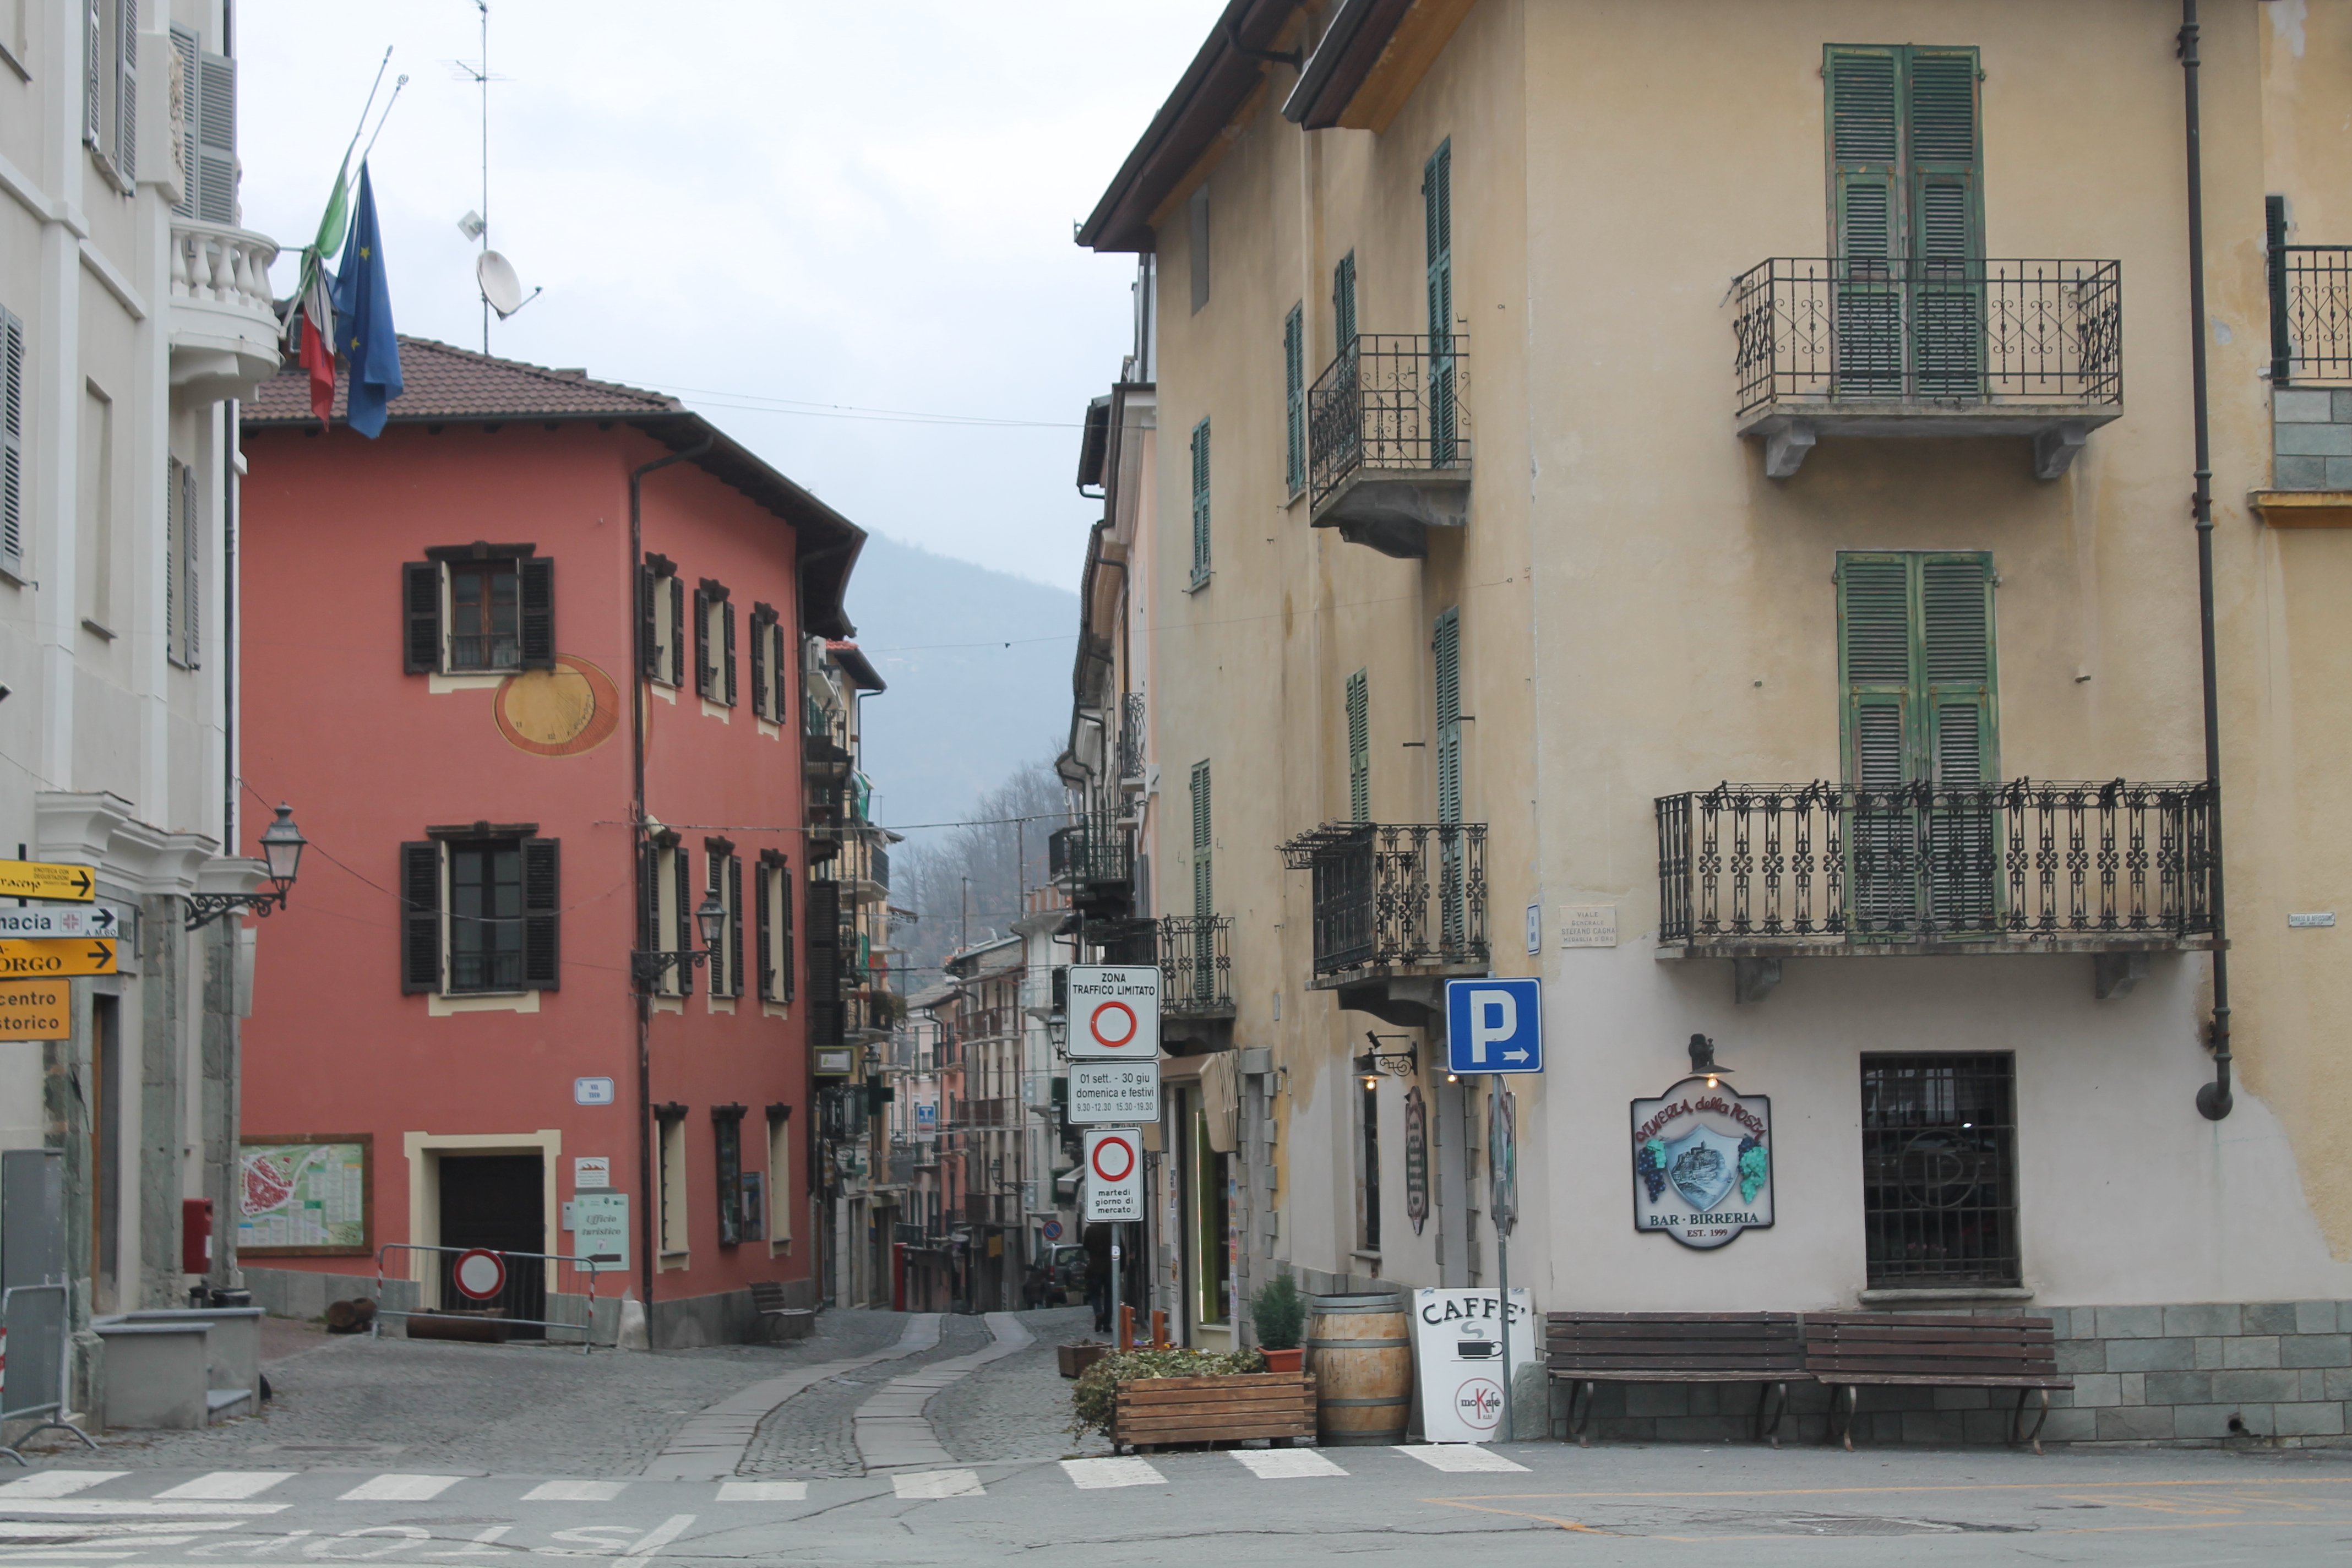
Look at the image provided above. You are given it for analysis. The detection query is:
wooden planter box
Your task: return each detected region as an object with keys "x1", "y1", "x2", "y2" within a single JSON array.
[
  {"x1": 1059, "y1": 1342, "x2": 1112, "y2": 1379},
  {"x1": 1110, "y1": 1371, "x2": 1317, "y2": 1452}
]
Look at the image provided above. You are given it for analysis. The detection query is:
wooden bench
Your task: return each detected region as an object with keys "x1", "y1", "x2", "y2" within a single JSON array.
[
  {"x1": 1803, "y1": 1313, "x2": 2070, "y2": 1453},
  {"x1": 1545, "y1": 1311, "x2": 1808, "y2": 1446},
  {"x1": 749, "y1": 1281, "x2": 814, "y2": 1341}
]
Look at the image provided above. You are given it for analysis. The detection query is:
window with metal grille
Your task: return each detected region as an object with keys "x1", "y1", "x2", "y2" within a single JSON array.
[{"x1": 1859, "y1": 1052, "x2": 2019, "y2": 1287}]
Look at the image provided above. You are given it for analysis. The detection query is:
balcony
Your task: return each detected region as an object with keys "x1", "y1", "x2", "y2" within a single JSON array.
[
  {"x1": 1656, "y1": 780, "x2": 2217, "y2": 1001},
  {"x1": 2257, "y1": 245, "x2": 2352, "y2": 522},
  {"x1": 1156, "y1": 914, "x2": 1234, "y2": 1020},
  {"x1": 1048, "y1": 814, "x2": 1133, "y2": 920},
  {"x1": 804, "y1": 696, "x2": 852, "y2": 780},
  {"x1": 168, "y1": 221, "x2": 282, "y2": 405},
  {"x1": 1117, "y1": 692, "x2": 1147, "y2": 791},
  {"x1": 1306, "y1": 333, "x2": 1471, "y2": 558},
  {"x1": 1732, "y1": 259, "x2": 2122, "y2": 479},
  {"x1": 1280, "y1": 823, "x2": 1488, "y2": 1025}
]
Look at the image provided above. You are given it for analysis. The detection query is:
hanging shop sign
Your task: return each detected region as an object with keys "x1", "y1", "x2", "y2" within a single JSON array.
[
  {"x1": 1630, "y1": 1076, "x2": 1773, "y2": 1250},
  {"x1": 1403, "y1": 1086, "x2": 1429, "y2": 1236}
]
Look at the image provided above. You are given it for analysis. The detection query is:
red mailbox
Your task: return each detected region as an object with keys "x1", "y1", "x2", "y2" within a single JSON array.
[{"x1": 181, "y1": 1197, "x2": 214, "y2": 1274}]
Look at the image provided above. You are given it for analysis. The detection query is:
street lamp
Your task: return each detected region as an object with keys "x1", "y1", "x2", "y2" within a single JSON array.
[
  {"x1": 186, "y1": 804, "x2": 308, "y2": 930},
  {"x1": 632, "y1": 891, "x2": 728, "y2": 989}
]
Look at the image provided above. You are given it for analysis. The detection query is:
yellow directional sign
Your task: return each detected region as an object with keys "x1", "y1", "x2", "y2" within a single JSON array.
[
  {"x1": 0, "y1": 981, "x2": 70, "y2": 1039},
  {"x1": 0, "y1": 938, "x2": 116, "y2": 978},
  {"x1": 0, "y1": 859, "x2": 97, "y2": 902}
]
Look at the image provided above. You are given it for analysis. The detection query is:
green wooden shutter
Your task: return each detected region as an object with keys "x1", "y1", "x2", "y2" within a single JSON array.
[
  {"x1": 1827, "y1": 47, "x2": 1903, "y2": 396},
  {"x1": 1190, "y1": 418, "x2": 1211, "y2": 586},
  {"x1": 1190, "y1": 760, "x2": 1212, "y2": 918},
  {"x1": 1283, "y1": 304, "x2": 1305, "y2": 496},
  {"x1": 1423, "y1": 141, "x2": 1457, "y2": 465},
  {"x1": 1907, "y1": 49, "x2": 1983, "y2": 396},
  {"x1": 1346, "y1": 668, "x2": 1369, "y2": 823},
  {"x1": 400, "y1": 841, "x2": 443, "y2": 993},
  {"x1": 1838, "y1": 555, "x2": 1914, "y2": 934},
  {"x1": 1333, "y1": 252, "x2": 1358, "y2": 351},
  {"x1": 1921, "y1": 554, "x2": 1997, "y2": 929},
  {"x1": 1433, "y1": 608, "x2": 1462, "y2": 826},
  {"x1": 522, "y1": 837, "x2": 561, "y2": 990}
]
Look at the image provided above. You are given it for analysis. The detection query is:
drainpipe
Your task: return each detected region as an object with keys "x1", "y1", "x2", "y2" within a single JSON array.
[
  {"x1": 629, "y1": 434, "x2": 714, "y2": 1319},
  {"x1": 2180, "y1": 1, "x2": 2233, "y2": 1120}
]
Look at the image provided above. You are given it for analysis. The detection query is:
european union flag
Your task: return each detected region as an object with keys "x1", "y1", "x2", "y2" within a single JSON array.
[{"x1": 327, "y1": 163, "x2": 402, "y2": 438}]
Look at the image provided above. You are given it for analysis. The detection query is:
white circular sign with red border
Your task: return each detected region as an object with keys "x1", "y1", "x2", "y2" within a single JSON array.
[
  {"x1": 451, "y1": 1248, "x2": 507, "y2": 1302},
  {"x1": 1082, "y1": 1128, "x2": 1144, "y2": 1222},
  {"x1": 1065, "y1": 965, "x2": 1159, "y2": 1060}
]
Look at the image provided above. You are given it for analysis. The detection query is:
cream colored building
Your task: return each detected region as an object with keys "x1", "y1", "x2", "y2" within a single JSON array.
[
  {"x1": 1066, "y1": 0, "x2": 2352, "y2": 1444},
  {"x1": 0, "y1": 0, "x2": 280, "y2": 1425}
]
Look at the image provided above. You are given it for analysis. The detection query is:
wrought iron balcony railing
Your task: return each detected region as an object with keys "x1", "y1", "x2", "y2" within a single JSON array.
[
  {"x1": 1155, "y1": 914, "x2": 1234, "y2": 1017},
  {"x1": 1281, "y1": 823, "x2": 1488, "y2": 981},
  {"x1": 1048, "y1": 814, "x2": 1133, "y2": 916},
  {"x1": 1118, "y1": 692, "x2": 1147, "y2": 786},
  {"x1": 2269, "y1": 244, "x2": 2352, "y2": 385},
  {"x1": 1308, "y1": 333, "x2": 1471, "y2": 512},
  {"x1": 1733, "y1": 259, "x2": 2122, "y2": 416},
  {"x1": 1656, "y1": 780, "x2": 2217, "y2": 951}
]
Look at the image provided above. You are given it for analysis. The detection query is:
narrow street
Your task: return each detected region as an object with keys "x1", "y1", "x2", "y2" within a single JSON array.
[{"x1": 8, "y1": 1309, "x2": 2350, "y2": 1565}]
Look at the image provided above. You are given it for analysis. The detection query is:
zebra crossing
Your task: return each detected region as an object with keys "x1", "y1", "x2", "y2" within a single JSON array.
[{"x1": 0, "y1": 1445, "x2": 1531, "y2": 1515}]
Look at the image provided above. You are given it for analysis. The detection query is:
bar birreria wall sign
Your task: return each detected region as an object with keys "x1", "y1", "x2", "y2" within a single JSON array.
[{"x1": 1630, "y1": 1066, "x2": 1773, "y2": 1250}]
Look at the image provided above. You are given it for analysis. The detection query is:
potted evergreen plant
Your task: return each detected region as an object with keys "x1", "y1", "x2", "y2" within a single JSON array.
[{"x1": 1250, "y1": 1268, "x2": 1308, "y2": 1371}]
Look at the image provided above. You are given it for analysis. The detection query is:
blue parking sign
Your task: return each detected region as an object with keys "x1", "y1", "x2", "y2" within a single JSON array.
[{"x1": 1446, "y1": 977, "x2": 1544, "y2": 1075}]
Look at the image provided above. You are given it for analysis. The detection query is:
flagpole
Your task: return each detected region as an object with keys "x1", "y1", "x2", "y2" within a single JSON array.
[
  {"x1": 335, "y1": 48, "x2": 394, "y2": 194},
  {"x1": 357, "y1": 75, "x2": 409, "y2": 167}
]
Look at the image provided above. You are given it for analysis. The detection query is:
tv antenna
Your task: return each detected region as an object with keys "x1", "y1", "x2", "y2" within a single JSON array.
[{"x1": 449, "y1": 2, "x2": 537, "y2": 350}]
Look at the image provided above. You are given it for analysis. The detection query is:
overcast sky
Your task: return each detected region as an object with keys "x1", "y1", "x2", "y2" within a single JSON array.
[{"x1": 237, "y1": 1, "x2": 1219, "y2": 588}]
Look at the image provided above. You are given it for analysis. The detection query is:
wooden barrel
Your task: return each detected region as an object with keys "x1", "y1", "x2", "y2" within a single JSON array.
[{"x1": 1306, "y1": 1293, "x2": 1412, "y2": 1445}]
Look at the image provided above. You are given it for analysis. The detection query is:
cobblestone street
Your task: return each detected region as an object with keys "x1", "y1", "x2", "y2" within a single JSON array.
[
  {"x1": 734, "y1": 1312, "x2": 992, "y2": 1477},
  {"x1": 932, "y1": 1306, "x2": 1113, "y2": 1463}
]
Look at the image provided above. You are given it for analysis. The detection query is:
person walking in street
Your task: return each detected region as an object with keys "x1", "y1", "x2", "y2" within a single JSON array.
[{"x1": 1084, "y1": 1222, "x2": 1112, "y2": 1335}]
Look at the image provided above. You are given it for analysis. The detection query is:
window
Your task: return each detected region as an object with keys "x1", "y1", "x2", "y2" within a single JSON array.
[
  {"x1": 1, "y1": 305, "x2": 22, "y2": 578},
  {"x1": 1191, "y1": 1103, "x2": 1229, "y2": 1325},
  {"x1": 639, "y1": 554, "x2": 685, "y2": 686},
  {"x1": 1359, "y1": 1079, "x2": 1381, "y2": 1251},
  {"x1": 165, "y1": 456, "x2": 197, "y2": 668},
  {"x1": 1826, "y1": 46, "x2": 1983, "y2": 395},
  {"x1": 1423, "y1": 141, "x2": 1460, "y2": 465},
  {"x1": 657, "y1": 1108, "x2": 689, "y2": 1258},
  {"x1": 1346, "y1": 669, "x2": 1369, "y2": 823},
  {"x1": 78, "y1": 382, "x2": 111, "y2": 633},
  {"x1": 399, "y1": 834, "x2": 560, "y2": 995},
  {"x1": 643, "y1": 835, "x2": 694, "y2": 997},
  {"x1": 1188, "y1": 182, "x2": 1210, "y2": 313},
  {"x1": 694, "y1": 579, "x2": 737, "y2": 706},
  {"x1": 706, "y1": 839, "x2": 743, "y2": 998},
  {"x1": 1189, "y1": 418, "x2": 1211, "y2": 589},
  {"x1": 766, "y1": 1109, "x2": 792, "y2": 1244},
  {"x1": 712, "y1": 1106, "x2": 745, "y2": 1246},
  {"x1": 1190, "y1": 760, "x2": 1212, "y2": 918},
  {"x1": 805, "y1": 876, "x2": 842, "y2": 1046},
  {"x1": 756, "y1": 850, "x2": 794, "y2": 1003},
  {"x1": 1283, "y1": 303, "x2": 1305, "y2": 497},
  {"x1": 170, "y1": 25, "x2": 237, "y2": 224},
  {"x1": 404, "y1": 547, "x2": 553, "y2": 675},
  {"x1": 87, "y1": 0, "x2": 136, "y2": 184},
  {"x1": 749, "y1": 602, "x2": 787, "y2": 722},
  {"x1": 1333, "y1": 252, "x2": 1358, "y2": 353},
  {"x1": 1860, "y1": 1053, "x2": 2018, "y2": 1288}
]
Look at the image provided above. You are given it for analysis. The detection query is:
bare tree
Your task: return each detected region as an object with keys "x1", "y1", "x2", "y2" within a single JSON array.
[{"x1": 888, "y1": 748, "x2": 1068, "y2": 986}]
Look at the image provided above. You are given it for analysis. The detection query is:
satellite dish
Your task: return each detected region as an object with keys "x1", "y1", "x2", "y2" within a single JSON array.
[{"x1": 476, "y1": 250, "x2": 540, "y2": 319}]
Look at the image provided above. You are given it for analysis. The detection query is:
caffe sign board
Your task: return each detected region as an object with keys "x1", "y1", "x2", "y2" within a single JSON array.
[{"x1": 1630, "y1": 1077, "x2": 1773, "y2": 1250}]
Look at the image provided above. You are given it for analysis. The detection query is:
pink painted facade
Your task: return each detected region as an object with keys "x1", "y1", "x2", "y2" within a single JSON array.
[{"x1": 234, "y1": 344, "x2": 862, "y2": 1342}]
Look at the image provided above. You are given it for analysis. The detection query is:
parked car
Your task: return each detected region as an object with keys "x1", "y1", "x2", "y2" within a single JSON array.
[{"x1": 1052, "y1": 1244, "x2": 1088, "y2": 1305}]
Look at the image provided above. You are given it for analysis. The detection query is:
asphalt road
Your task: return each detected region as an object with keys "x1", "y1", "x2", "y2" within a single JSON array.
[{"x1": 6, "y1": 1441, "x2": 2351, "y2": 1567}]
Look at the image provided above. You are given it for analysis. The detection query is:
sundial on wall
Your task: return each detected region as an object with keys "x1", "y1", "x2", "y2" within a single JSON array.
[{"x1": 494, "y1": 655, "x2": 622, "y2": 756}]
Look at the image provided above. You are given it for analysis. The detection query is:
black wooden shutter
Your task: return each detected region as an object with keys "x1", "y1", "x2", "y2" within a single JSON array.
[
  {"x1": 727, "y1": 854, "x2": 744, "y2": 996},
  {"x1": 780, "y1": 860, "x2": 796, "y2": 1003},
  {"x1": 403, "y1": 562, "x2": 441, "y2": 673},
  {"x1": 693, "y1": 588, "x2": 711, "y2": 699},
  {"x1": 674, "y1": 847, "x2": 695, "y2": 995},
  {"x1": 640, "y1": 842, "x2": 660, "y2": 957},
  {"x1": 638, "y1": 565, "x2": 659, "y2": 678},
  {"x1": 400, "y1": 841, "x2": 442, "y2": 993},
  {"x1": 805, "y1": 877, "x2": 839, "y2": 1043},
  {"x1": 755, "y1": 861, "x2": 774, "y2": 1000},
  {"x1": 723, "y1": 601, "x2": 738, "y2": 706},
  {"x1": 522, "y1": 837, "x2": 561, "y2": 990},
  {"x1": 749, "y1": 610, "x2": 770, "y2": 721},
  {"x1": 519, "y1": 557, "x2": 555, "y2": 669},
  {"x1": 667, "y1": 576, "x2": 685, "y2": 685}
]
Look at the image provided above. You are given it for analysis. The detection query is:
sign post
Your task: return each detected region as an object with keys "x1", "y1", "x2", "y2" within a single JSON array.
[
  {"x1": 1489, "y1": 1088, "x2": 1518, "y2": 1443},
  {"x1": 1084, "y1": 1128, "x2": 1144, "y2": 1351}
]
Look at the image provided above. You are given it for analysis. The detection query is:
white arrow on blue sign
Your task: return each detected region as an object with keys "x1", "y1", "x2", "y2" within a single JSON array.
[{"x1": 1445, "y1": 977, "x2": 1544, "y2": 1075}]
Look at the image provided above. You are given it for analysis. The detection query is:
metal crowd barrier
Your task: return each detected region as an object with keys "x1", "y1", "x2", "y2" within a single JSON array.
[
  {"x1": 372, "y1": 1244, "x2": 607, "y2": 1354},
  {"x1": 1, "y1": 1283, "x2": 97, "y2": 1463}
]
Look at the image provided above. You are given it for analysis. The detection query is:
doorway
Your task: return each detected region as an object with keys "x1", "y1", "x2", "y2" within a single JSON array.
[{"x1": 437, "y1": 1153, "x2": 546, "y2": 1336}]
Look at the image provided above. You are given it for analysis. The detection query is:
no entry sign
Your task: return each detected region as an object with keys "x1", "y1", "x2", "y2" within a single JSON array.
[
  {"x1": 1066, "y1": 966, "x2": 1159, "y2": 1059},
  {"x1": 451, "y1": 1248, "x2": 508, "y2": 1302},
  {"x1": 1083, "y1": 1128, "x2": 1144, "y2": 1222}
]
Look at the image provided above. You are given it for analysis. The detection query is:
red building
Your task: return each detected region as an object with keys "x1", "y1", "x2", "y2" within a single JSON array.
[{"x1": 234, "y1": 340, "x2": 863, "y2": 1346}]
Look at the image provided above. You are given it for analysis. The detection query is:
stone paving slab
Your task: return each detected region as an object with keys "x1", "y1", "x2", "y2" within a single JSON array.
[
  {"x1": 734, "y1": 1314, "x2": 992, "y2": 1479},
  {"x1": 643, "y1": 1314, "x2": 941, "y2": 1481},
  {"x1": 853, "y1": 1313, "x2": 1033, "y2": 1471},
  {"x1": 932, "y1": 1306, "x2": 1114, "y2": 1463}
]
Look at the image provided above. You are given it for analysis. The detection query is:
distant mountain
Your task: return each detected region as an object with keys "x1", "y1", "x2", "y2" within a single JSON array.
[{"x1": 842, "y1": 533, "x2": 1077, "y2": 835}]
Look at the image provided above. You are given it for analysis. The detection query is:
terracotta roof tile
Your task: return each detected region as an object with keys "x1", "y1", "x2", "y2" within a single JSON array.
[{"x1": 242, "y1": 335, "x2": 685, "y2": 425}]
